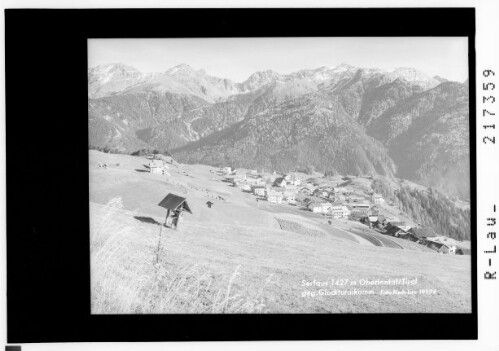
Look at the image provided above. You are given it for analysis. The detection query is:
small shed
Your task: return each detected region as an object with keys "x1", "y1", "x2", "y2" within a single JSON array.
[{"x1": 158, "y1": 193, "x2": 193, "y2": 229}]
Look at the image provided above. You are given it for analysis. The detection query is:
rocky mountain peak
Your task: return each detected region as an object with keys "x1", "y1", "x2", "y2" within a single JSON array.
[
  {"x1": 88, "y1": 61, "x2": 469, "y2": 203},
  {"x1": 166, "y1": 63, "x2": 197, "y2": 75},
  {"x1": 241, "y1": 69, "x2": 282, "y2": 91},
  {"x1": 89, "y1": 63, "x2": 142, "y2": 79},
  {"x1": 334, "y1": 63, "x2": 355, "y2": 70},
  {"x1": 88, "y1": 63, "x2": 145, "y2": 98}
]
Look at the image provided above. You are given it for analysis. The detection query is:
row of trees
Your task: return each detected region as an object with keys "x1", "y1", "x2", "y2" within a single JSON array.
[
  {"x1": 130, "y1": 148, "x2": 172, "y2": 157},
  {"x1": 88, "y1": 145, "x2": 172, "y2": 158},
  {"x1": 371, "y1": 177, "x2": 470, "y2": 241},
  {"x1": 88, "y1": 144, "x2": 124, "y2": 154},
  {"x1": 396, "y1": 186, "x2": 470, "y2": 241}
]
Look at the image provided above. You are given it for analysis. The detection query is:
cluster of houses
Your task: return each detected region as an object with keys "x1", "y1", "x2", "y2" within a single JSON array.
[
  {"x1": 302, "y1": 184, "x2": 385, "y2": 220},
  {"x1": 218, "y1": 167, "x2": 467, "y2": 256},
  {"x1": 234, "y1": 171, "x2": 301, "y2": 204},
  {"x1": 367, "y1": 220, "x2": 469, "y2": 255},
  {"x1": 220, "y1": 168, "x2": 387, "y2": 220}
]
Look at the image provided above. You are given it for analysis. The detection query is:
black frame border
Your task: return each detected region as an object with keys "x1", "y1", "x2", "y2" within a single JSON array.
[{"x1": 5, "y1": 8, "x2": 477, "y2": 343}]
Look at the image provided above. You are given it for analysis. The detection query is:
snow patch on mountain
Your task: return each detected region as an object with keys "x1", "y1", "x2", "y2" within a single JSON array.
[{"x1": 386, "y1": 67, "x2": 440, "y2": 89}]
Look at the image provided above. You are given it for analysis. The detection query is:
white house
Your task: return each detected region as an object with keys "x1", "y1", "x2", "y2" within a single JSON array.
[
  {"x1": 308, "y1": 203, "x2": 324, "y2": 213},
  {"x1": 267, "y1": 192, "x2": 283, "y2": 204},
  {"x1": 372, "y1": 193, "x2": 385, "y2": 204},
  {"x1": 252, "y1": 185, "x2": 267, "y2": 196},
  {"x1": 149, "y1": 161, "x2": 169, "y2": 175},
  {"x1": 231, "y1": 173, "x2": 247, "y2": 186},
  {"x1": 329, "y1": 205, "x2": 351, "y2": 219},
  {"x1": 308, "y1": 202, "x2": 332, "y2": 213},
  {"x1": 150, "y1": 166, "x2": 164, "y2": 175},
  {"x1": 350, "y1": 203, "x2": 371, "y2": 216}
]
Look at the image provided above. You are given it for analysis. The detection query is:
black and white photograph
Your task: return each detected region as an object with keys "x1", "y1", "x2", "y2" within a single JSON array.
[{"x1": 88, "y1": 37, "x2": 472, "y2": 315}]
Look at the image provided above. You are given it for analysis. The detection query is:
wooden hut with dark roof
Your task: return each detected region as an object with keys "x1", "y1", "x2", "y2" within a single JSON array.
[
  {"x1": 158, "y1": 193, "x2": 192, "y2": 229},
  {"x1": 410, "y1": 227, "x2": 438, "y2": 239},
  {"x1": 385, "y1": 224, "x2": 407, "y2": 237}
]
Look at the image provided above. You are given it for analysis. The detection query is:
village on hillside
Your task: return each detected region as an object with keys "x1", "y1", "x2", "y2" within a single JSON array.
[
  {"x1": 90, "y1": 150, "x2": 472, "y2": 314},
  {"x1": 135, "y1": 153, "x2": 470, "y2": 256},
  {"x1": 87, "y1": 38, "x2": 472, "y2": 316},
  {"x1": 223, "y1": 167, "x2": 470, "y2": 255}
]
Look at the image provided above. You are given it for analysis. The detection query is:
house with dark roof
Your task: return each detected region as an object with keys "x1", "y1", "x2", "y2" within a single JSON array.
[
  {"x1": 350, "y1": 203, "x2": 371, "y2": 217},
  {"x1": 410, "y1": 227, "x2": 438, "y2": 239},
  {"x1": 385, "y1": 222, "x2": 409, "y2": 237},
  {"x1": 397, "y1": 232, "x2": 421, "y2": 242},
  {"x1": 424, "y1": 241, "x2": 450, "y2": 254},
  {"x1": 273, "y1": 177, "x2": 286, "y2": 187},
  {"x1": 455, "y1": 246, "x2": 471, "y2": 255}
]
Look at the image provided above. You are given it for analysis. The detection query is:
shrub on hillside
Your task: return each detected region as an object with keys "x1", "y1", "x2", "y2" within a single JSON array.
[
  {"x1": 89, "y1": 144, "x2": 125, "y2": 154},
  {"x1": 131, "y1": 148, "x2": 172, "y2": 157}
]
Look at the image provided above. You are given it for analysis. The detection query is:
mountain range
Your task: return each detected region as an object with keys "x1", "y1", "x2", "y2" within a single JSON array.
[{"x1": 88, "y1": 63, "x2": 470, "y2": 200}]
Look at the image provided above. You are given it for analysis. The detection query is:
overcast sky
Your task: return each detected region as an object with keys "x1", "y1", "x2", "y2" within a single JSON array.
[{"x1": 88, "y1": 37, "x2": 468, "y2": 82}]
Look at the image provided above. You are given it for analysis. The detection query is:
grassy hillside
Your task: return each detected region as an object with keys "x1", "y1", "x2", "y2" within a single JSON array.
[{"x1": 90, "y1": 151, "x2": 471, "y2": 314}]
